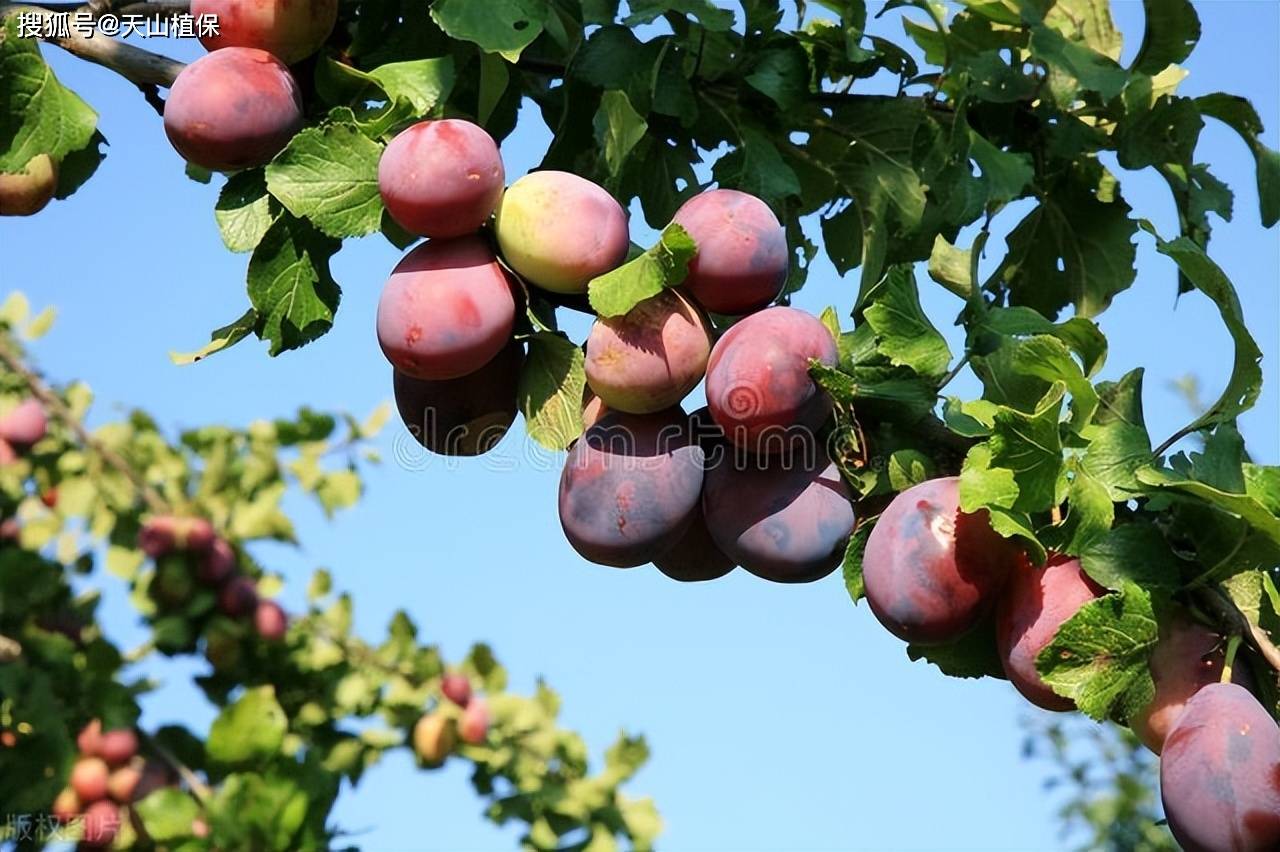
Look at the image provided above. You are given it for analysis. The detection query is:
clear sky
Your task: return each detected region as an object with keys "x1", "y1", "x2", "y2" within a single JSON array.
[{"x1": 3, "y1": 2, "x2": 1278, "y2": 850}]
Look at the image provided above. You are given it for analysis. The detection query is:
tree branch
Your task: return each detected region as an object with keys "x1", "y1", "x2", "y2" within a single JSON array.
[
  {"x1": 0, "y1": 4, "x2": 185, "y2": 87},
  {"x1": 138, "y1": 729, "x2": 213, "y2": 804},
  {"x1": 1198, "y1": 586, "x2": 1280, "y2": 676}
]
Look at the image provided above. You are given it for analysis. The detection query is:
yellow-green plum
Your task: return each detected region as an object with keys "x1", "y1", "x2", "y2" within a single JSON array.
[
  {"x1": 379, "y1": 120, "x2": 505, "y2": 238},
  {"x1": 412, "y1": 712, "x2": 454, "y2": 765},
  {"x1": 392, "y1": 340, "x2": 521, "y2": 457},
  {"x1": 494, "y1": 170, "x2": 629, "y2": 293},
  {"x1": 0, "y1": 155, "x2": 57, "y2": 217},
  {"x1": 377, "y1": 235, "x2": 516, "y2": 380},
  {"x1": 193, "y1": 0, "x2": 338, "y2": 64},
  {"x1": 672, "y1": 189, "x2": 787, "y2": 315},
  {"x1": 585, "y1": 289, "x2": 711, "y2": 414},
  {"x1": 164, "y1": 48, "x2": 303, "y2": 171}
]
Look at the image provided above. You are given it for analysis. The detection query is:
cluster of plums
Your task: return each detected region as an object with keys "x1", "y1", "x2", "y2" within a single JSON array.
[
  {"x1": 411, "y1": 673, "x2": 490, "y2": 765},
  {"x1": 51, "y1": 721, "x2": 176, "y2": 847},
  {"x1": 0, "y1": 397, "x2": 48, "y2": 464},
  {"x1": 138, "y1": 514, "x2": 288, "y2": 643},
  {"x1": 376, "y1": 117, "x2": 855, "y2": 583},
  {"x1": 862, "y1": 476, "x2": 1280, "y2": 852}
]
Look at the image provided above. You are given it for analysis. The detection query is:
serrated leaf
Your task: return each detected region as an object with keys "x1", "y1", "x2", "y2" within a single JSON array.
[
  {"x1": 588, "y1": 223, "x2": 695, "y2": 317},
  {"x1": 988, "y1": 385, "x2": 1066, "y2": 513},
  {"x1": 247, "y1": 216, "x2": 341, "y2": 356},
  {"x1": 842, "y1": 520, "x2": 873, "y2": 604},
  {"x1": 215, "y1": 170, "x2": 278, "y2": 253},
  {"x1": 1137, "y1": 466, "x2": 1280, "y2": 550},
  {"x1": 1196, "y1": 93, "x2": 1280, "y2": 227},
  {"x1": 1079, "y1": 522, "x2": 1185, "y2": 592},
  {"x1": 265, "y1": 122, "x2": 383, "y2": 239},
  {"x1": 368, "y1": 57, "x2": 456, "y2": 116},
  {"x1": 1080, "y1": 369, "x2": 1152, "y2": 496},
  {"x1": 517, "y1": 333, "x2": 586, "y2": 450},
  {"x1": 431, "y1": 0, "x2": 549, "y2": 62},
  {"x1": 207, "y1": 686, "x2": 287, "y2": 765},
  {"x1": 624, "y1": 0, "x2": 734, "y2": 29},
  {"x1": 862, "y1": 267, "x2": 951, "y2": 380},
  {"x1": 907, "y1": 618, "x2": 1005, "y2": 679}
]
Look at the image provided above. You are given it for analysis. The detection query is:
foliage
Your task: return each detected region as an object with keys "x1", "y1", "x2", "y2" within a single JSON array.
[{"x1": 0, "y1": 295, "x2": 658, "y2": 850}]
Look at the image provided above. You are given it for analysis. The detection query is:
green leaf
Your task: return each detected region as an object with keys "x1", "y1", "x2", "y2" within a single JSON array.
[
  {"x1": 1131, "y1": 0, "x2": 1200, "y2": 74},
  {"x1": 712, "y1": 125, "x2": 801, "y2": 206},
  {"x1": 842, "y1": 520, "x2": 873, "y2": 604},
  {"x1": 52, "y1": 129, "x2": 106, "y2": 200},
  {"x1": 1037, "y1": 583, "x2": 1158, "y2": 723},
  {"x1": 265, "y1": 122, "x2": 383, "y2": 239},
  {"x1": 477, "y1": 52, "x2": 509, "y2": 126},
  {"x1": 1029, "y1": 24, "x2": 1129, "y2": 101},
  {"x1": 907, "y1": 618, "x2": 1005, "y2": 679},
  {"x1": 625, "y1": 0, "x2": 735, "y2": 30},
  {"x1": 1194, "y1": 93, "x2": 1280, "y2": 228},
  {"x1": 216, "y1": 170, "x2": 279, "y2": 253},
  {"x1": 862, "y1": 267, "x2": 951, "y2": 380},
  {"x1": 1079, "y1": 523, "x2": 1185, "y2": 592},
  {"x1": 247, "y1": 216, "x2": 342, "y2": 356},
  {"x1": 207, "y1": 686, "x2": 287, "y2": 765},
  {"x1": 1080, "y1": 369, "x2": 1152, "y2": 497},
  {"x1": 927, "y1": 235, "x2": 973, "y2": 299},
  {"x1": 368, "y1": 57, "x2": 456, "y2": 116},
  {"x1": 1005, "y1": 336, "x2": 1098, "y2": 431},
  {"x1": 134, "y1": 789, "x2": 200, "y2": 841},
  {"x1": 170, "y1": 309, "x2": 259, "y2": 365},
  {"x1": 745, "y1": 43, "x2": 810, "y2": 110},
  {"x1": 0, "y1": 17, "x2": 98, "y2": 172},
  {"x1": 988, "y1": 385, "x2": 1066, "y2": 514},
  {"x1": 1137, "y1": 466, "x2": 1280, "y2": 551},
  {"x1": 1116, "y1": 94, "x2": 1203, "y2": 171},
  {"x1": 588, "y1": 223, "x2": 696, "y2": 317},
  {"x1": 809, "y1": 361, "x2": 938, "y2": 414},
  {"x1": 431, "y1": 0, "x2": 549, "y2": 62},
  {"x1": 1053, "y1": 462, "x2": 1112, "y2": 555},
  {"x1": 968, "y1": 130, "x2": 1033, "y2": 204},
  {"x1": 517, "y1": 332, "x2": 586, "y2": 450},
  {"x1": 820, "y1": 203, "x2": 862, "y2": 276},
  {"x1": 593, "y1": 90, "x2": 648, "y2": 177}
]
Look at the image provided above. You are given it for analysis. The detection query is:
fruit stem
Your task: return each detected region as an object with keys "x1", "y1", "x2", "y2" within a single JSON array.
[{"x1": 1221, "y1": 634, "x2": 1243, "y2": 685}]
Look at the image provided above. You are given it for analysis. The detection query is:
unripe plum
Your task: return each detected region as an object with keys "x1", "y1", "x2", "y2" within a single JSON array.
[
  {"x1": 412, "y1": 713, "x2": 454, "y2": 765},
  {"x1": 164, "y1": 48, "x2": 303, "y2": 171},
  {"x1": 106, "y1": 762, "x2": 142, "y2": 803},
  {"x1": 585, "y1": 289, "x2": 711, "y2": 414},
  {"x1": 494, "y1": 170, "x2": 629, "y2": 294},
  {"x1": 1161, "y1": 682, "x2": 1280, "y2": 852},
  {"x1": 81, "y1": 799, "x2": 121, "y2": 846},
  {"x1": 0, "y1": 399, "x2": 48, "y2": 447},
  {"x1": 441, "y1": 673, "x2": 472, "y2": 708},
  {"x1": 863, "y1": 477, "x2": 1015, "y2": 645},
  {"x1": 671, "y1": 188, "x2": 788, "y2": 315},
  {"x1": 0, "y1": 155, "x2": 58, "y2": 217},
  {"x1": 996, "y1": 556, "x2": 1106, "y2": 711},
  {"x1": 653, "y1": 505, "x2": 736, "y2": 582},
  {"x1": 138, "y1": 515, "x2": 215, "y2": 557},
  {"x1": 218, "y1": 575, "x2": 259, "y2": 618},
  {"x1": 458, "y1": 697, "x2": 489, "y2": 745},
  {"x1": 193, "y1": 0, "x2": 338, "y2": 64},
  {"x1": 703, "y1": 449, "x2": 854, "y2": 583},
  {"x1": 705, "y1": 307, "x2": 836, "y2": 454},
  {"x1": 558, "y1": 409, "x2": 704, "y2": 568},
  {"x1": 198, "y1": 537, "x2": 237, "y2": 586},
  {"x1": 70, "y1": 757, "x2": 109, "y2": 803},
  {"x1": 52, "y1": 787, "x2": 81, "y2": 822},
  {"x1": 392, "y1": 340, "x2": 521, "y2": 457},
  {"x1": 254, "y1": 599, "x2": 288, "y2": 640},
  {"x1": 77, "y1": 720, "x2": 103, "y2": 757},
  {"x1": 1131, "y1": 609, "x2": 1250, "y2": 754},
  {"x1": 377, "y1": 235, "x2": 516, "y2": 380},
  {"x1": 153, "y1": 555, "x2": 196, "y2": 608},
  {"x1": 379, "y1": 120, "x2": 505, "y2": 238},
  {"x1": 97, "y1": 728, "x2": 138, "y2": 767}
]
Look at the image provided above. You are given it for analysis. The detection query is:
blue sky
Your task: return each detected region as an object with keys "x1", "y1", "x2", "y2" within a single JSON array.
[{"x1": 3, "y1": 2, "x2": 1278, "y2": 850}]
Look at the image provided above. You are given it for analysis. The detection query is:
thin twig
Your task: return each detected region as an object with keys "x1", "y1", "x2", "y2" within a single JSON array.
[
  {"x1": 138, "y1": 729, "x2": 213, "y2": 804},
  {"x1": 1198, "y1": 586, "x2": 1280, "y2": 676}
]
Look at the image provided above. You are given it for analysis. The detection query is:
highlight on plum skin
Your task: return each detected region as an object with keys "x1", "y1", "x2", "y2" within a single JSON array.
[
  {"x1": 494, "y1": 170, "x2": 630, "y2": 294},
  {"x1": 392, "y1": 340, "x2": 522, "y2": 457},
  {"x1": 704, "y1": 306, "x2": 837, "y2": 455},
  {"x1": 863, "y1": 477, "x2": 1015, "y2": 645},
  {"x1": 1160, "y1": 682, "x2": 1280, "y2": 852},
  {"x1": 0, "y1": 154, "x2": 58, "y2": 217},
  {"x1": 378, "y1": 119, "x2": 505, "y2": 239},
  {"x1": 995, "y1": 555, "x2": 1106, "y2": 711},
  {"x1": 671, "y1": 188, "x2": 788, "y2": 315},
  {"x1": 163, "y1": 47, "x2": 303, "y2": 172},
  {"x1": 585, "y1": 289, "x2": 712, "y2": 415},
  {"x1": 558, "y1": 408, "x2": 704, "y2": 568},
  {"x1": 193, "y1": 0, "x2": 339, "y2": 65},
  {"x1": 376, "y1": 235, "x2": 517, "y2": 381}
]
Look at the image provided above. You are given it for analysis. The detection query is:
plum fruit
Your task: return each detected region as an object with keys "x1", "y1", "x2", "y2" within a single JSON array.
[
  {"x1": 70, "y1": 757, "x2": 109, "y2": 802},
  {"x1": 863, "y1": 477, "x2": 1016, "y2": 645},
  {"x1": 996, "y1": 556, "x2": 1106, "y2": 711},
  {"x1": 1131, "y1": 609, "x2": 1251, "y2": 754},
  {"x1": 558, "y1": 408, "x2": 704, "y2": 568},
  {"x1": 379, "y1": 119, "x2": 505, "y2": 238},
  {"x1": 0, "y1": 155, "x2": 57, "y2": 217},
  {"x1": 51, "y1": 787, "x2": 80, "y2": 822},
  {"x1": 392, "y1": 340, "x2": 521, "y2": 456},
  {"x1": 1161, "y1": 682, "x2": 1280, "y2": 852},
  {"x1": 377, "y1": 235, "x2": 516, "y2": 380},
  {"x1": 254, "y1": 599, "x2": 288, "y2": 640},
  {"x1": 671, "y1": 189, "x2": 787, "y2": 315},
  {"x1": 164, "y1": 47, "x2": 303, "y2": 171},
  {"x1": 77, "y1": 720, "x2": 103, "y2": 757},
  {"x1": 106, "y1": 762, "x2": 142, "y2": 803},
  {"x1": 585, "y1": 289, "x2": 711, "y2": 414},
  {"x1": 413, "y1": 712, "x2": 454, "y2": 765},
  {"x1": 494, "y1": 170, "x2": 629, "y2": 293},
  {"x1": 198, "y1": 537, "x2": 237, "y2": 586},
  {"x1": 138, "y1": 515, "x2": 215, "y2": 557},
  {"x1": 0, "y1": 399, "x2": 48, "y2": 448},
  {"x1": 581, "y1": 389, "x2": 609, "y2": 431},
  {"x1": 705, "y1": 307, "x2": 836, "y2": 454},
  {"x1": 652, "y1": 505, "x2": 736, "y2": 582},
  {"x1": 97, "y1": 728, "x2": 138, "y2": 767},
  {"x1": 218, "y1": 575, "x2": 259, "y2": 618},
  {"x1": 441, "y1": 673, "x2": 472, "y2": 708},
  {"x1": 193, "y1": 0, "x2": 338, "y2": 64},
  {"x1": 458, "y1": 697, "x2": 489, "y2": 745},
  {"x1": 703, "y1": 447, "x2": 855, "y2": 583},
  {"x1": 82, "y1": 799, "x2": 121, "y2": 845}
]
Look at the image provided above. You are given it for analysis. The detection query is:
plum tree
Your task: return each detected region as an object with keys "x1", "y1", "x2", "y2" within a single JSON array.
[
  {"x1": 254, "y1": 599, "x2": 288, "y2": 640},
  {"x1": 585, "y1": 289, "x2": 711, "y2": 414},
  {"x1": 671, "y1": 189, "x2": 788, "y2": 315},
  {"x1": 71, "y1": 756, "x2": 109, "y2": 802},
  {"x1": 163, "y1": 47, "x2": 303, "y2": 171},
  {"x1": 412, "y1": 712, "x2": 454, "y2": 765},
  {"x1": 652, "y1": 506, "x2": 736, "y2": 583},
  {"x1": 378, "y1": 119, "x2": 505, "y2": 239},
  {"x1": 1161, "y1": 682, "x2": 1280, "y2": 852},
  {"x1": 558, "y1": 408, "x2": 704, "y2": 567},
  {"x1": 1131, "y1": 609, "x2": 1248, "y2": 754},
  {"x1": 0, "y1": 155, "x2": 57, "y2": 217},
  {"x1": 192, "y1": 0, "x2": 338, "y2": 64},
  {"x1": 441, "y1": 673, "x2": 472, "y2": 707},
  {"x1": 996, "y1": 556, "x2": 1106, "y2": 711},
  {"x1": 494, "y1": 170, "x2": 630, "y2": 293},
  {"x1": 0, "y1": 398, "x2": 47, "y2": 448},
  {"x1": 376, "y1": 235, "x2": 516, "y2": 380},
  {"x1": 392, "y1": 340, "x2": 521, "y2": 456},
  {"x1": 863, "y1": 477, "x2": 1015, "y2": 645},
  {"x1": 703, "y1": 448, "x2": 855, "y2": 583},
  {"x1": 705, "y1": 307, "x2": 837, "y2": 453}
]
